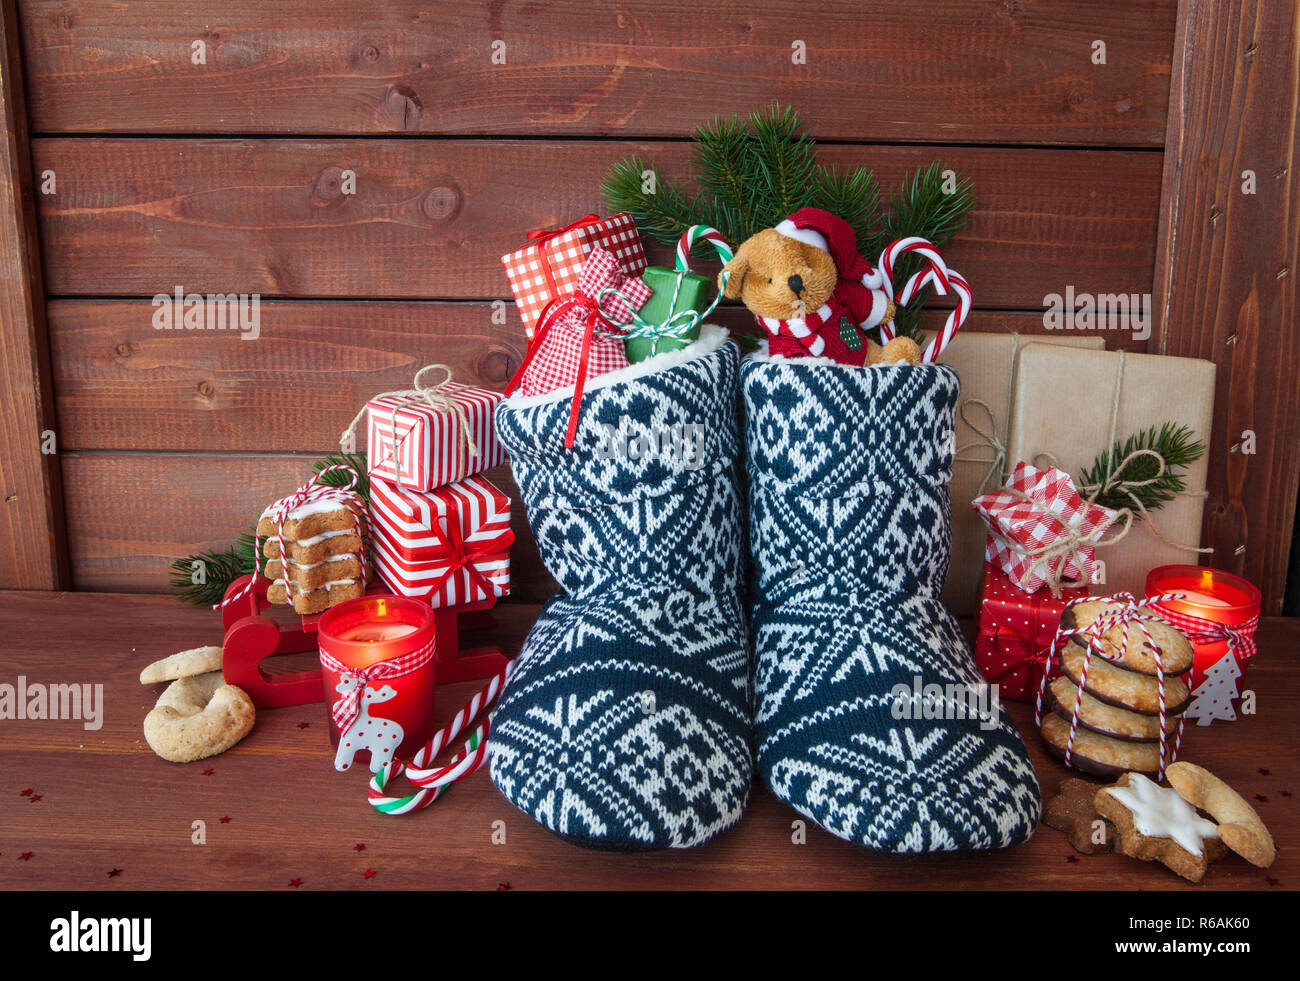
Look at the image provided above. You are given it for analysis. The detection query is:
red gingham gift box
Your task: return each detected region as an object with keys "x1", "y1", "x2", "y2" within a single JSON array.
[
  {"x1": 516, "y1": 247, "x2": 652, "y2": 398},
  {"x1": 502, "y1": 212, "x2": 647, "y2": 339},
  {"x1": 369, "y1": 474, "x2": 513, "y2": 607},
  {"x1": 971, "y1": 461, "x2": 1116, "y2": 594},
  {"x1": 366, "y1": 383, "x2": 505, "y2": 492},
  {"x1": 974, "y1": 562, "x2": 1089, "y2": 700}
]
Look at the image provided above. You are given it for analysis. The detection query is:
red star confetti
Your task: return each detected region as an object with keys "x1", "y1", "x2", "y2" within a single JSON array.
[
  {"x1": 288, "y1": 878, "x2": 304, "y2": 888},
  {"x1": 362, "y1": 869, "x2": 377, "y2": 879},
  {"x1": 19, "y1": 788, "x2": 33, "y2": 796},
  {"x1": 497, "y1": 881, "x2": 513, "y2": 890},
  {"x1": 201, "y1": 768, "x2": 215, "y2": 776},
  {"x1": 1065, "y1": 855, "x2": 1079, "y2": 864},
  {"x1": 1282, "y1": 790, "x2": 1292, "y2": 798},
  {"x1": 297, "y1": 722, "x2": 311, "y2": 729},
  {"x1": 1256, "y1": 794, "x2": 1269, "y2": 803},
  {"x1": 28, "y1": 794, "x2": 42, "y2": 803},
  {"x1": 1258, "y1": 768, "x2": 1271, "y2": 776},
  {"x1": 1266, "y1": 876, "x2": 1280, "y2": 887},
  {"x1": 19, "y1": 852, "x2": 34, "y2": 861},
  {"x1": 107, "y1": 868, "x2": 122, "y2": 878},
  {"x1": 353, "y1": 843, "x2": 366, "y2": 852},
  {"x1": 219, "y1": 816, "x2": 232, "y2": 824}
]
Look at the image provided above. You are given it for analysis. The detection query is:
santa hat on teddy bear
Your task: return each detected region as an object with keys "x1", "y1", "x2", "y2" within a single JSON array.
[{"x1": 773, "y1": 207, "x2": 877, "y2": 285}]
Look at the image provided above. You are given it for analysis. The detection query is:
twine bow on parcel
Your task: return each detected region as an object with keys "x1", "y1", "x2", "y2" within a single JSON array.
[{"x1": 338, "y1": 363, "x2": 480, "y2": 467}]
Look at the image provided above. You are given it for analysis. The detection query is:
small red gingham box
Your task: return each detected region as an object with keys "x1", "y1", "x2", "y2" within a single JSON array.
[
  {"x1": 971, "y1": 461, "x2": 1117, "y2": 594},
  {"x1": 502, "y1": 213, "x2": 647, "y2": 338}
]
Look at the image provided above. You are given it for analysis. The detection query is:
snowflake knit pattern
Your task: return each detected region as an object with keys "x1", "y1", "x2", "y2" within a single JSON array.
[
  {"x1": 742, "y1": 358, "x2": 1041, "y2": 851},
  {"x1": 489, "y1": 340, "x2": 753, "y2": 849}
]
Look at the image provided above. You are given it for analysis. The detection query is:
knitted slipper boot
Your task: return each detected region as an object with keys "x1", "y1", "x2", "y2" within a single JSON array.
[
  {"x1": 743, "y1": 356, "x2": 1040, "y2": 851},
  {"x1": 489, "y1": 326, "x2": 752, "y2": 849}
]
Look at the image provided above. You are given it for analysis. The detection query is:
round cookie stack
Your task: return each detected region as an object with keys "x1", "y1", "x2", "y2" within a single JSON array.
[{"x1": 1038, "y1": 598, "x2": 1194, "y2": 778}]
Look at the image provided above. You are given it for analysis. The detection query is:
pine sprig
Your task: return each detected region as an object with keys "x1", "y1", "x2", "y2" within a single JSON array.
[
  {"x1": 170, "y1": 450, "x2": 373, "y2": 605},
  {"x1": 1079, "y1": 423, "x2": 1207, "y2": 513},
  {"x1": 601, "y1": 105, "x2": 974, "y2": 343},
  {"x1": 169, "y1": 533, "x2": 258, "y2": 607}
]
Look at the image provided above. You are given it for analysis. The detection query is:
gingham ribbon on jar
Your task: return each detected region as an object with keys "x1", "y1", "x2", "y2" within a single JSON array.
[
  {"x1": 318, "y1": 635, "x2": 437, "y2": 734},
  {"x1": 1153, "y1": 604, "x2": 1259, "y2": 665},
  {"x1": 1034, "y1": 591, "x2": 1188, "y2": 780},
  {"x1": 215, "y1": 464, "x2": 368, "y2": 610}
]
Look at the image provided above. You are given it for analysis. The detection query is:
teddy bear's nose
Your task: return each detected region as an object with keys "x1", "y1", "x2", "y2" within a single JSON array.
[{"x1": 787, "y1": 274, "x2": 804, "y2": 297}]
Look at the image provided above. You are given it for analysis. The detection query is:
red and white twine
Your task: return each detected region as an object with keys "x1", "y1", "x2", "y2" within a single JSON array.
[
  {"x1": 1034, "y1": 592, "x2": 1189, "y2": 780},
  {"x1": 215, "y1": 464, "x2": 368, "y2": 611}
]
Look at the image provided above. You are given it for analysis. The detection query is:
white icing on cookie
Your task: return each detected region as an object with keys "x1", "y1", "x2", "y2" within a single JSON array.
[
  {"x1": 284, "y1": 553, "x2": 354, "y2": 570},
  {"x1": 1104, "y1": 773, "x2": 1220, "y2": 857},
  {"x1": 296, "y1": 528, "x2": 356, "y2": 547}
]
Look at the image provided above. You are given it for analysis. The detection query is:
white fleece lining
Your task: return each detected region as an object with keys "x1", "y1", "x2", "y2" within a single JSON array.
[
  {"x1": 746, "y1": 337, "x2": 918, "y2": 370},
  {"x1": 504, "y1": 323, "x2": 732, "y2": 408}
]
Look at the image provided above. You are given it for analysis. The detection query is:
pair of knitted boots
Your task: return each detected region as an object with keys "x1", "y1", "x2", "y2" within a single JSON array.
[{"x1": 488, "y1": 326, "x2": 1041, "y2": 851}]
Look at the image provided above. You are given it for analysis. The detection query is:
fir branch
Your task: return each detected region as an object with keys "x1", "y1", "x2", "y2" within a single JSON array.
[
  {"x1": 1079, "y1": 423, "x2": 1207, "y2": 513},
  {"x1": 601, "y1": 157, "x2": 700, "y2": 248},
  {"x1": 169, "y1": 534, "x2": 257, "y2": 607},
  {"x1": 314, "y1": 450, "x2": 373, "y2": 506},
  {"x1": 692, "y1": 114, "x2": 759, "y2": 241},
  {"x1": 812, "y1": 165, "x2": 880, "y2": 255},
  {"x1": 748, "y1": 104, "x2": 817, "y2": 222}
]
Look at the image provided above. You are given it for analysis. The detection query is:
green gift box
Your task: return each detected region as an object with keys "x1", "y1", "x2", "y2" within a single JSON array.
[{"x1": 624, "y1": 266, "x2": 712, "y2": 363}]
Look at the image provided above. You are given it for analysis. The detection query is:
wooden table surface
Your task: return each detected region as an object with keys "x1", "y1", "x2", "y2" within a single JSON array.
[{"x1": 0, "y1": 591, "x2": 1294, "y2": 891}]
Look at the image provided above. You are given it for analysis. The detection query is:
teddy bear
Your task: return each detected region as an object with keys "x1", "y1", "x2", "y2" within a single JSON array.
[{"x1": 719, "y1": 207, "x2": 922, "y2": 366}]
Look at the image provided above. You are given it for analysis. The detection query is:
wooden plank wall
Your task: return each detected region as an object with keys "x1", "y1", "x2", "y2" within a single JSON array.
[{"x1": 13, "y1": 0, "x2": 1290, "y2": 609}]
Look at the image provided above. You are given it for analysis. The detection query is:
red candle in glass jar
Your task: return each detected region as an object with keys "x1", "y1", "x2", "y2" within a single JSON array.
[
  {"x1": 317, "y1": 595, "x2": 437, "y2": 772},
  {"x1": 1144, "y1": 565, "x2": 1261, "y2": 725}
]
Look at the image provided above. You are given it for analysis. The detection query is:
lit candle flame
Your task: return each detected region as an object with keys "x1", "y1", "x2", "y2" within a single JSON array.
[
  {"x1": 1199, "y1": 569, "x2": 1214, "y2": 591},
  {"x1": 377, "y1": 597, "x2": 387, "y2": 619}
]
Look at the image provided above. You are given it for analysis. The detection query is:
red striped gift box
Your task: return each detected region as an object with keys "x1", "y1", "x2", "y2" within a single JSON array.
[
  {"x1": 366, "y1": 383, "x2": 505, "y2": 492},
  {"x1": 502, "y1": 212, "x2": 647, "y2": 339},
  {"x1": 368, "y1": 474, "x2": 513, "y2": 607}
]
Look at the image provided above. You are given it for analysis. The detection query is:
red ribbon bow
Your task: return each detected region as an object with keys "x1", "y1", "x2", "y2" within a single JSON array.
[
  {"x1": 320, "y1": 637, "x2": 436, "y2": 735},
  {"x1": 524, "y1": 214, "x2": 601, "y2": 300},
  {"x1": 983, "y1": 621, "x2": 1053, "y2": 686},
  {"x1": 416, "y1": 513, "x2": 515, "y2": 603}
]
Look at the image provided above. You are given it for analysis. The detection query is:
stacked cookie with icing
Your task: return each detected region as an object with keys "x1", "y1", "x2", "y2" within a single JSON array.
[
  {"x1": 258, "y1": 499, "x2": 366, "y2": 614},
  {"x1": 1039, "y1": 599, "x2": 1193, "y2": 777}
]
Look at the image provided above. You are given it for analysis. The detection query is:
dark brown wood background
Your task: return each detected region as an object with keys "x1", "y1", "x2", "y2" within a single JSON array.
[{"x1": 1, "y1": 0, "x2": 1296, "y2": 611}]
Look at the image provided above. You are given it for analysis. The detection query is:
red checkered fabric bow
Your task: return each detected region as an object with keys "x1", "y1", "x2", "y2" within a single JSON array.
[
  {"x1": 1155, "y1": 604, "x2": 1259, "y2": 664},
  {"x1": 506, "y1": 247, "x2": 652, "y2": 448},
  {"x1": 319, "y1": 636, "x2": 436, "y2": 734}
]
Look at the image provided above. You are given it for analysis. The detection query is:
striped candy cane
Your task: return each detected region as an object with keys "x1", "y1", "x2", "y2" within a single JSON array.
[
  {"x1": 366, "y1": 661, "x2": 513, "y2": 815},
  {"x1": 875, "y1": 236, "x2": 972, "y2": 363}
]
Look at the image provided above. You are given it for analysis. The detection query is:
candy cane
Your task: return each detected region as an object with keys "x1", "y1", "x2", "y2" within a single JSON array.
[
  {"x1": 366, "y1": 661, "x2": 513, "y2": 815},
  {"x1": 875, "y1": 236, "x2": 972, "y2": 363}
]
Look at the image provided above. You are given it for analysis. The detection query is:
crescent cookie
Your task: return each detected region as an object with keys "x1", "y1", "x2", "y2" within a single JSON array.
[
  {"x1": 144, "y1": 671, "x2": 255, "y2": 763},
  {"x1": 1058, "y1": 641, "x2": 1191, "y2": 716},
  {"x1": 1040, "y1": 714, "x2": 1169, "y2": 779},
  {"x1": 1167, "y1": 762, "x2": 1275, "y2": 869},
  {"x1": 1047, "y1": 677, "x2": 1180, "y2": 743},
  {"x1": 139, "y1": 645, "x2": 224, "y2": 685},
  {"x1": 1060, "y1": 600, "x2": 1194, "y2": 675}
]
